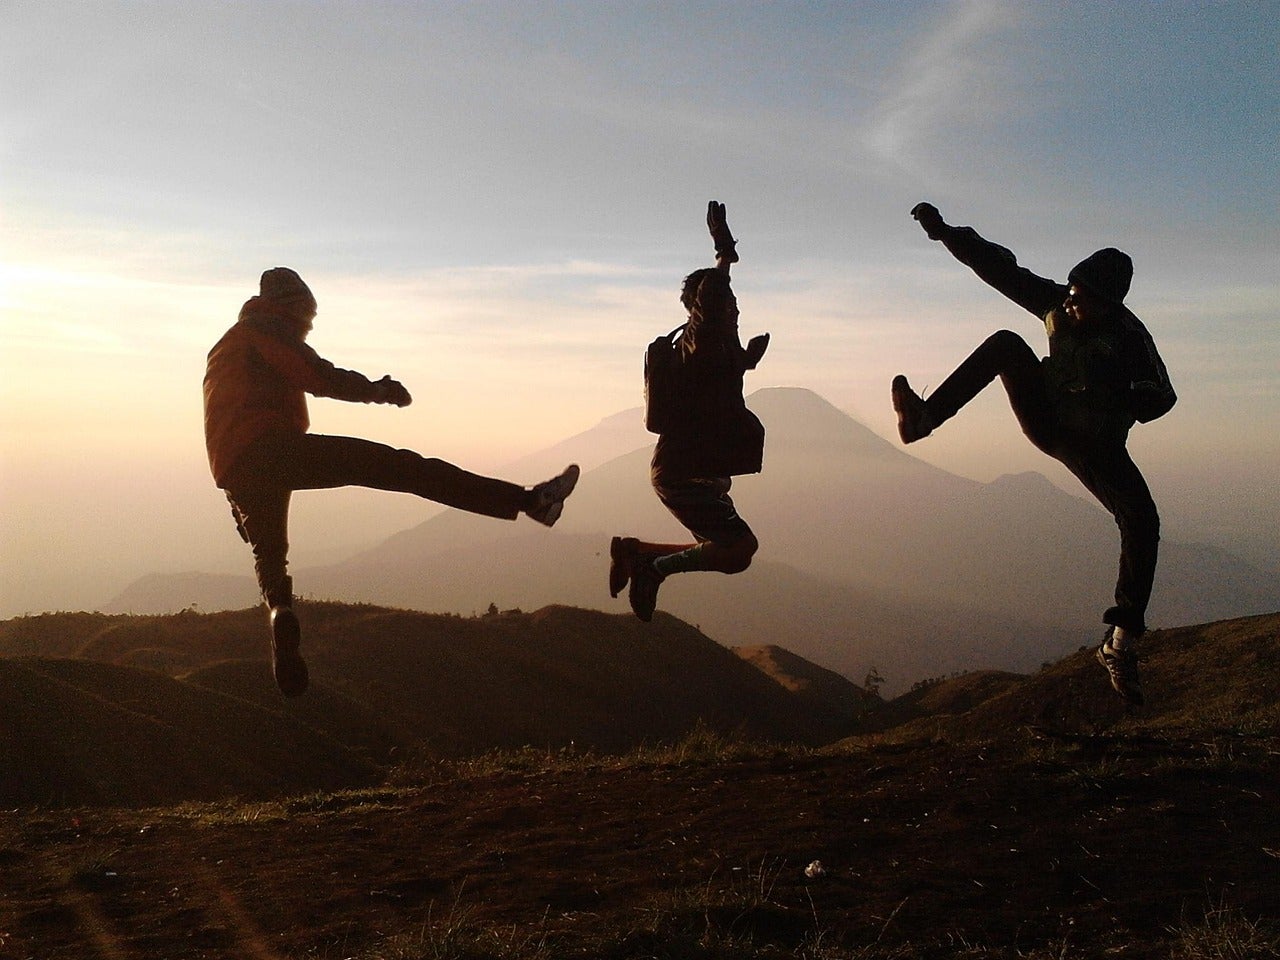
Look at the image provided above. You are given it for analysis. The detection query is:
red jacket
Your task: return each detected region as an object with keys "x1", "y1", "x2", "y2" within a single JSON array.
[{"x1": 203, "y1": 299, "x2": 382, "y2": 486}]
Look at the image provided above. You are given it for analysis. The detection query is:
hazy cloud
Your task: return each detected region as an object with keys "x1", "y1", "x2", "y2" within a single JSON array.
[{"x1": 863, "y1": 0, "x2": 1028, "y2": 178}]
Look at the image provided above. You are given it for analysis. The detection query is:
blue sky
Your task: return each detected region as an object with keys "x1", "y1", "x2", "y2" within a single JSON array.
[{"x1": 2, "y1": 0, "x2": 1277, "y2": 615}]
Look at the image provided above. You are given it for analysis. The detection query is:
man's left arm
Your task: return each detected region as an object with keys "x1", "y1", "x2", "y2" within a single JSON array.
[{"x1": 253, "y1": 328, "x2": 412, "y2": 406}]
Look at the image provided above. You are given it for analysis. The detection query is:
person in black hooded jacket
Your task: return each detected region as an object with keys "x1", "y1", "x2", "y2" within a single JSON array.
[{"x1": 893, "y1": 203, "x2": 1175, "y2": 706}]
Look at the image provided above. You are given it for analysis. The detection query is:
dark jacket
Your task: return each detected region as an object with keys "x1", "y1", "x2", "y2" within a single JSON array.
[
  {"x1": 203, "y1": 299, "x2": 383, "y2": 487},
  {"x1": 651, "y1": 307, "x2": 764, "y2": 482},
  {"x1": 937, "y1": 224, "x2": 1174, "y2": 440}
]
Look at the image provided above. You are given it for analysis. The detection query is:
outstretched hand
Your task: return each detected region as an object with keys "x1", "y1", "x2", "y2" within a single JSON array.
[
  {"x1": 745, "y1": 332, "x2": 770, "y2": 369},
  {"x1": 376, "y1": 375, "x2": 412, "y2": 407},
  {"x1": 707, "y1": 200, "x2": 729, "y2": 234},
  {"x1": 707, "y1": 200, "x2": 739, "y2": 263},
  {"x1": 911, "y1": 202, "x2": 946, "y2": 240}
]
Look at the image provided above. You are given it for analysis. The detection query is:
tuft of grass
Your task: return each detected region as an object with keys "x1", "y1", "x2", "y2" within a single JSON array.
[
  {"x1": 447, "y1": 743, "x2": 603, "y2": 779},
  {"x1": 1168, "y1": 901, "x2": 1280, "y2": 959},
  {"x1": 165, "y1": 785, "x2": 417, "y2": 827},
  {"x1": 391, "y1": 723, "x2": 814, "y2": 786},
  {"x1": 349, "y1": 888, "x2": 552, "y2": 960},
  {"x1": 629, "y1": 721, "x2": 780, "y2": 766}
]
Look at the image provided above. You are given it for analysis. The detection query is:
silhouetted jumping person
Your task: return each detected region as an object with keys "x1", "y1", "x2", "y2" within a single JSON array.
[
  {"x1": 204, "y1": 267, "x2": 579, "y2": 697},
  {"x1": 610, "y1": 202, "x2": 770, "y2": 621},
  {"x1": 893, "y1": 203, "x2": 1175, "y2": 705}
]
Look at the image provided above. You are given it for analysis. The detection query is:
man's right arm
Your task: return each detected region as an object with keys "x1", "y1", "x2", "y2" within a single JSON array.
[{"x1": 911, "y1": 203, "x2": 1063, "y2": 318}]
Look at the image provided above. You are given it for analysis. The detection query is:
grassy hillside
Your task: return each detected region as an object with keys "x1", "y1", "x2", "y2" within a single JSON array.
[
  {"x1": 0, "y1": 658, "x2": 380, "y2": 807},
  {"x1": 868, "y1": 611, "x2": 1280, "y2": 744},
  {"x1": 0, "y1": 603, "x2": 869, "y2": 806},
  {"x1": 0, "y1": 610, "x2": 1276, "y2": 957}
]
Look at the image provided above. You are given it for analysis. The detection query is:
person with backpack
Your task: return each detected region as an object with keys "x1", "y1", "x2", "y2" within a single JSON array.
[
  {"x1": 892, "y1": 203, "x2": 1175, "y2": 705},
  {"x1": 204, "y1": 267, "x2": 579, "y2": 697},
  {"x1": 609, "y1": 202, "x2": 770, "y2": 622}
]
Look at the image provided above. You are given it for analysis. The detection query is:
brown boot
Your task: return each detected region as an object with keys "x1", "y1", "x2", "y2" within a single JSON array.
[
  {"x1": 609, "y1": 536, "x2": 639, "y2": 598},
  {"x1": 269, "y1": 606, "x2": 308, "y2": 698},
  {"x1": 628, "y1": 559, "x2": 665, "y2": 623}
]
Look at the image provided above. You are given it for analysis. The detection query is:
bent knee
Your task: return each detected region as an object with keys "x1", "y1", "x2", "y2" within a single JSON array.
[
  {"x1": 720, "y1": 532, "x2": 758, "y2": 574},
  {"x1": 987, "y1": 329, "x2": 1029, "y2": 352},
  {"x1": 1118, "y1": 503, "x2": 1160, "y2": 540}
]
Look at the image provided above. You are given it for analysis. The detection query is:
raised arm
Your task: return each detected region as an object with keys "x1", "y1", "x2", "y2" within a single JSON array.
[
  {"x1": 708, "y1": 200, "x2": 771, "y2": 368},
  {"x1": 911, "y1": 203, "x2": 1065, "y2": 320}
]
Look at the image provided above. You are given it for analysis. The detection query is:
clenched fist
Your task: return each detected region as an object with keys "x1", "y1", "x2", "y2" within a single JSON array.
[{"x1": 911, "y1": 202, "x2": 947, "y2": 240}]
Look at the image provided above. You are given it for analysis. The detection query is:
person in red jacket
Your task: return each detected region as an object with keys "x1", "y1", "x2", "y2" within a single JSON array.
[
  {"x1": 204, "y1": 267, "x2": 578, "y2": 696},
  {"x1": 608, "y1": 202, "x2": 769, "y2": 622}
]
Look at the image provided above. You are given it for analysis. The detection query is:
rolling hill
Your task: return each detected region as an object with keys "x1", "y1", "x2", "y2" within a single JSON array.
[
  {"x1": 0, "y1": 657, "x2": 382, "y2": 807},
  {"x1": 0, "y1": 603, "x2": 872, "y2": 806}
]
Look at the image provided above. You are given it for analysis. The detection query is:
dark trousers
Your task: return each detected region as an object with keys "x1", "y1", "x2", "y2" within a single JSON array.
[
  {"x1": 925, "y1": 330, "x2": 1159, "y2": 634},
  {"x1": 223, "y1": 433, "x2": 526, "y2": 607},
  {"x1": 652, "y1": 476, "x2": 754, "y2": 546}
]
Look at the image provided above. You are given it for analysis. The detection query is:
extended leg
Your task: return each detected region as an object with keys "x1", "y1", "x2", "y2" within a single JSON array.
[
  {"x1": 894, "y1": 330, "x2": 1055, "y2": 451},
  {"x1": 234, "y1": 433, "x2": 529, "y2": 519}
]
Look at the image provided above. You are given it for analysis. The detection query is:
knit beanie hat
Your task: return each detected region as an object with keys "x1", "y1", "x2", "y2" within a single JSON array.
[
  {"x1": 259, "y1": 267, "x2": 316, "y2": 311},
  {"x1": 1068, "y1": 248, "x2": 1132, "y2": 304}
]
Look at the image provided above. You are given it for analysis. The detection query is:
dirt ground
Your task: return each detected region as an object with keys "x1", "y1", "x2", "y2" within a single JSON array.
[{"x1": 3, "y1": 730, "x2": 1278, "y2": 959}]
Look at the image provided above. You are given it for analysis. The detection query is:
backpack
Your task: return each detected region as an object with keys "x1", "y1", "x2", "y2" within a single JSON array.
[
  {"x1": 1117, "y1": 309, "x2": 1177, "y2": 423},
  {"x1": 643, "y1": 323, "x2": 687, "y2": 434}
]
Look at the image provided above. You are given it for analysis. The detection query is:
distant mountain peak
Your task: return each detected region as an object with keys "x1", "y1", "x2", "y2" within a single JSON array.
[
  {"x1": 748, "y1": 385, "x2": 902, "y2": 457},
  {"x1": 990, "y1": 471, "x2": 1058, "y2": 489},
  {"x1": 749, "y1": 385, "x2": 845, "y2": 413}
]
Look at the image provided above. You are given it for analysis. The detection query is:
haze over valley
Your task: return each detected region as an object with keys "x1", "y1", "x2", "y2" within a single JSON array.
[{"x1": 104, "y1": 389, "x2": 1276, "y2": 693}]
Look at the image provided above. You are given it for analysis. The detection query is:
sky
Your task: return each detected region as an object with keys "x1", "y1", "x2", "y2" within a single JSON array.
[{"x1": 2, "y1": 0, "x2": 1277, "y2": 617}]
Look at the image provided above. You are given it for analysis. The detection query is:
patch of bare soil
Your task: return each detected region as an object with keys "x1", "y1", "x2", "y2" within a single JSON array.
[{"x1": 3, "y1": 729, "x2": 1277, "y2": 959}]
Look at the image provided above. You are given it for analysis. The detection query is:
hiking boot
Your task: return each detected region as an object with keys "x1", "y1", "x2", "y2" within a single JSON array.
[
  {"x1": 1096, "y1": 630, "x2": 1143, "y2": 706},
  {"x1": 526, "y1": 464, "x2": 580, "y2": 527},
  {"x1": 269, "y1": 606, "x2": 308, "y2": 698},
  {"x1": 891, "y1": 375, "x2": 933, "y2": 444},
  {"x1": 609, "y1": 536, "x2": 639, "y2": 598},
  {"x1": 628, "y1": 559, "x2": 665, "y2": 623}
]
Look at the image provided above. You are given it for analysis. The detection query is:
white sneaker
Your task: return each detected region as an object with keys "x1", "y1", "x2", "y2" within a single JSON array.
[
  {"x1": 1096, "y1": 630, "x2": 1143, "y2": 706},
  {"x1": 526, "y1": 464, "x2": 580, "y2": 527}
]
